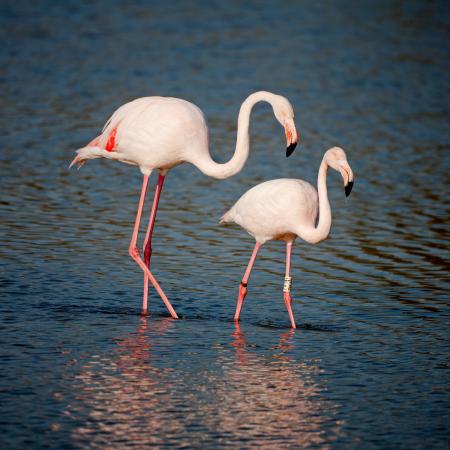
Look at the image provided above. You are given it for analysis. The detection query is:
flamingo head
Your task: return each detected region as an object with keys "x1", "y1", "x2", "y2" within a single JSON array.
[
  {"x1": 325, "y1": 147, "x2": 354, "y2": 197},
  {"x1": 272, "y1": 95, "x2": 299, "y2": 157}
]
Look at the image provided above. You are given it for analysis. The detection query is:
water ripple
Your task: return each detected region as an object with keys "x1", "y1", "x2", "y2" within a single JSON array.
[{"x1": 1, "y1": 1, "x2": 449, "y2": 449}]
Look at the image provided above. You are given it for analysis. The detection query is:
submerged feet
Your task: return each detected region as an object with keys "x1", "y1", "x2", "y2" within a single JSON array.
[
  {"x1": 234, "y1": 280, "x2": 297, "y2": 328},
  {"x1": 142, "y1": 245, "x2": 152, "y2": 316},
  {"x1": 234, "y1": 282, "x2": 248, "y2": 321},
  {"x1": 283, "y1": 291, "x2": 296, "y2": 329},
  {"x1": 128, "y1": 244, "x2": 179, "y2": 319}
]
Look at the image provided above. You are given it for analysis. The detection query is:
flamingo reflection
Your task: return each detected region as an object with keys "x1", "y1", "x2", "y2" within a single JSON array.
[
  {"x1": 212, "y1": 323, "x2": 342, "y2": 448},
  {"x1": 64, "y1": 320, "x2": 341, "y2": 448},
  {"x1": 67, "y1": 317, "x2": 183, "y2": 447}
]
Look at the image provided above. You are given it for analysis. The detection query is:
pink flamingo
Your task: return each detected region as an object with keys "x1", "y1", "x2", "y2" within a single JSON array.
[
  {"x1": 221, "y1": 147, "x2": 354, "y2": 328},
  {"x1": 70, "y1": 91, "x2": 298, "y2": 318}
]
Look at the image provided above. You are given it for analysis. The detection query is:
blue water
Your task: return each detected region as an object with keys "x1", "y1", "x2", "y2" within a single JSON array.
[{"x1": 1, "y1": 1, "x2": 449, "y2": 448}]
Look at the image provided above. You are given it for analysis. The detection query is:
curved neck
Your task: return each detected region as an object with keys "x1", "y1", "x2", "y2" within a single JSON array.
[
  {"x1": 194, "y1": 91, "x2": 279, "y2": 179},
  {"x1": 301, "y1": 158, "x2": 332, "y2": 244}
]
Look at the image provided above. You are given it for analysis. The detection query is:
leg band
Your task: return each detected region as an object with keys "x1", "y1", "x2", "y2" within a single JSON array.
[{"x1": 283, "y1": 276, "x2": 292, "y2": 293}]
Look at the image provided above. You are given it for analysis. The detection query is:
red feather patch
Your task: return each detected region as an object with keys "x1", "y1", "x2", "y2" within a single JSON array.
[{"x1": 105, "y1": 125, "x2": 119, "y2": 152}]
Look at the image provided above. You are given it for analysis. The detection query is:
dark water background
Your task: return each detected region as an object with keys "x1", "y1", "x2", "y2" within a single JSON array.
[{"x1": 1, "y1": 1, "x2": 449, "y2": 448}]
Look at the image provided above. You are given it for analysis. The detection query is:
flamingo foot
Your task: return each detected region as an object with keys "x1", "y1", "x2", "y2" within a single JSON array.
[
  {"x1": 142, "y1": 277, "x2": 150, "y2": 316},
  {"x1": 128, "y1": 245, "x2": 178, "y2": 319},
  {"x1": 234, "y1": 282, "x2": 248, "y2": 321},
  {"x1": 283, "y1": 292, "x2": 297, "y2": 329},
  {"x1": 142, "y1": 245, "x2": 152, "y2": 312}
]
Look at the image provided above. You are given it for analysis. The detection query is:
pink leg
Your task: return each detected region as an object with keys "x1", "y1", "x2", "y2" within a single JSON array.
[
  {"x1": 128, "y1": 175, "x2": 178, "y2": 319},
  {"x1": 142, "y1": 174, "x2": 165, "y2": 314},
  {"x1": 234, "y1": 242, "x2": 261, "y2": 321},
  {"x1": 284, "y1": 241, "x2": 297, "y2": 328}
]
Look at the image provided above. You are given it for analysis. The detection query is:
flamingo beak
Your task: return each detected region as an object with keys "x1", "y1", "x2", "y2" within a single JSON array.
[
  {"x1": 286, "y1": 141, "x2": 297, "y2": 157},
  {"x1": 340, "y1": 164, "x2": 354, "y2": 197},
  {"x1": 345, "y1": 181, "x2": 354, "y2": 197},
  {"x1": 285, "y1": 121, "x2": 298, "y2": 157}
]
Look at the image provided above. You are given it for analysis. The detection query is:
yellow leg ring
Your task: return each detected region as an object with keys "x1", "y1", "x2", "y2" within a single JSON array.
[{"x1": 283, "y1": 276, "x2": 292, "y2": 293}]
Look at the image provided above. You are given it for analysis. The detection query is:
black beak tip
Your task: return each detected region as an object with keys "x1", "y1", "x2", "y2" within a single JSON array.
[
  {"x1": 286, "y1": 141, "x2": 297, "y2": 157},
  {"x1": 345, "y1": 181, "x2": 354, "y2": 197}
]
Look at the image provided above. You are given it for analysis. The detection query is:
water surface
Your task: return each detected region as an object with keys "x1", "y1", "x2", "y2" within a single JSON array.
[{"x1": 1, "y1": 1, "x2": 449, "y2": 448}]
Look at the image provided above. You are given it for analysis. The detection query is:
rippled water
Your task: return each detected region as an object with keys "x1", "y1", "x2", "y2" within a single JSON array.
[{"x1": 1, "y1": 1, "x2": 449, "y2": 448}]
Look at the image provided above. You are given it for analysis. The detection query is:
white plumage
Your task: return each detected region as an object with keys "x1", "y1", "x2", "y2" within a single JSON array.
[
  {"x1": 221, "y1": 179, "x2": 319, "y2": 244},
  {"x1": 70, "y1": 91, "x2": 298, "y2": 178},
  {"x1": 223, "y1": 147, "x2": 354, "y2": 328},
  {"x1": 72, "y1": 97, "x2": 208, "y2": 173}
]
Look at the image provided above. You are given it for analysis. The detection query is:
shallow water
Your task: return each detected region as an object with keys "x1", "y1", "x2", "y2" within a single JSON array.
[{"x1": 1, "y1": 1, "x2": 449, "y2": 448}]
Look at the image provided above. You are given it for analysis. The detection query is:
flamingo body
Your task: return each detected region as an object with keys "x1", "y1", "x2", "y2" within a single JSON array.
[
  {"x1": 221, "y1": 179, "x2": 319, "y2": 244},
  {"x1": 71, "y1": 91, "x2": 298, "y2": 178},
  {"x1": 74, "y1": 97, "x2": 209, "y2": 174},
  {"x1": 222, "y1": 147, "x2": 354, "y2": 328}
]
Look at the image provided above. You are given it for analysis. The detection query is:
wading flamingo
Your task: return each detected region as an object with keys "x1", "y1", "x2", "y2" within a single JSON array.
[
  {"x1": 70, "y1": 91, "x2": 298, "y2": 318},
  {"x1": 221, "y1": 147, "x2": 354, "y2": 328}
]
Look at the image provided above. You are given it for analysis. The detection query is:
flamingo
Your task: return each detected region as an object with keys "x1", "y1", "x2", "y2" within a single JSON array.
[
  {"x1": 69, "y1": 91, "x2": 299, "y2": 318},
  {"x1": 220, "y1": 146, "x2": 354, "y2": 328}
]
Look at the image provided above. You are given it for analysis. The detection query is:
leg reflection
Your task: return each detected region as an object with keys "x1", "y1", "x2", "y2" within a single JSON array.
[
  {"x1": 66, "y1": 316, "x2": 182, "y2": 447},
  {"x1": 222, "y1": 323, "x2": 341, "y2": 446}
]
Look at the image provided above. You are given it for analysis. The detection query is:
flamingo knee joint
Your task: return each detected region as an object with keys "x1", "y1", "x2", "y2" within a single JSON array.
[{"x1": 129, "y1": 246, "x2": 141, "y2": 259}]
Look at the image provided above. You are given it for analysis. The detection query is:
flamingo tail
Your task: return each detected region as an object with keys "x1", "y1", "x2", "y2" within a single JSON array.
[
  {"x1": 69, "y1": 146, "x2": 124, "y2": 170},
  {"x1": 219, "y1": 209, "x2": 234, "y2": 224}
]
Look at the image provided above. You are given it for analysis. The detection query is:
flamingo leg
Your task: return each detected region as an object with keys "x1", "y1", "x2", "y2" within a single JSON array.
[
  {"x1": 283, "y1": 241, "x2": 296, "y2": 328},
  {"x1": 128, "y1": 175, "x2": 178, "y2": 319},
  {"x1": 234, "y1": 242, "x2": 261, "y2": 321},
  {"x1": 142, "y1": 174, "x2": 166, "y2": 314}
]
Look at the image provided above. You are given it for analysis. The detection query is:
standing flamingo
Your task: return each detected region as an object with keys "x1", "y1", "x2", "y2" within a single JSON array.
[
  {"x1": 70, "y1": 91, "x2": 298, "y2": 318},
  {"x1": 220, "y1": 147, "x2": 354, "y2": 328}
]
